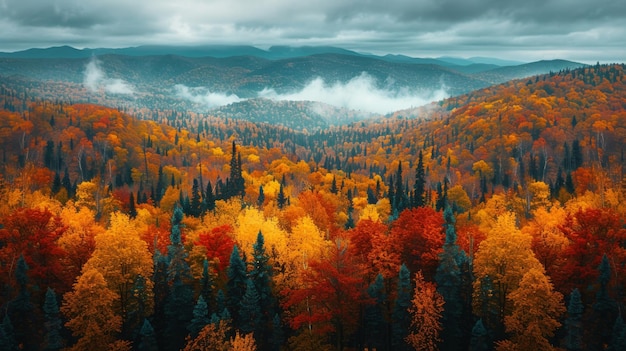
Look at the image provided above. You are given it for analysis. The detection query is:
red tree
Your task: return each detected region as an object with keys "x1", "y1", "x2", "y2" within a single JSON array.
[
  {"x1": 389, "y1": 207, "x2": 445, "y2": 280},
  {"x1": 195, "y1": 224, "x2": 236, "y2": 275}
]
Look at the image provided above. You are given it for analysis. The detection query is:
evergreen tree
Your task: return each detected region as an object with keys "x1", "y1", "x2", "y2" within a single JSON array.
[
  {"x1": 257, "y1": 185, "x2": 265, "y2": 207},
  {"x1": 364, "y1": 273, "x2": 387, "y2": 351},
  {"x1": 435, "y1": 207, "x2": 469, "y2": 351},
  {"x1": 204, "y1": 180, "x2": 215, "y2": 212},
  {"x1": 330, "y1": 175, "x2": 338, "y2": 194},
  {"x1": 277, "y1": 183, "x2": 287, "y2": 209},
  {"x1": 0, "y1": 315, "x2": 18, "y2": 351},
  {"x1": 609, "y1": 314, "x2": 626, "y2": 351},
  {"x1": 436, "y1": 177, "x2": 449, "y2": 211},
  {"x1": 187, "y1": 296, "x2": 210, "y2": 338},
  {"x1": 226, "y1": 245, "x2": 248, "y2": 329},
  {"x1": 413, "y1": 150, "x2": 426, "y2": 208},
  {"x1": 42, "y1": 288, "x2": 63, "y2": 351},
  {"x1": 249, "y1": 231, "x2": 275, "y2": 348},
  {"x1": 137, "y1": 319, "x2": 158, "y2": 351},
  {"x1": 200, "y1": 259, "x2": 214, "y2": 313},
  {"x1": 151, "y1": 248, "x2": 169, "y2": 344},
  {"x1": 564, "y1": 288, "x2": 584, "y2": 351},
  {"x1": 164, "y1": 207, "x2": 194, "y2": 351},
  {"x1": 190, "y1": 178, "x2": 202, "y2": 217},
  {"x1": 270, "y1": 313, "x2": 284, "y2": 351},
  {"x1": 469, "y1": 319, "x2": 490, "y2": 351},
  {"x1": 129, "y1": 192, "x2": 137, "y2": 219},
  {"x1": 9, "y1": 255, "x2": 35, "y2": 351},
  {"x1": 51, "y1": 172, "x2": 61, "y2": 194},
  {"x1": 239, "y1": 279, "x2": 261, "y2": 335},
  {"x1": 216, "y1": 289, "x2": 226, "y2": 317},
  {"x1": 392, "y1": 264, "x2": 412, "y2": 351},
  {"x1": 590, "y1": 254, "x2": 617, "y2": 350}
]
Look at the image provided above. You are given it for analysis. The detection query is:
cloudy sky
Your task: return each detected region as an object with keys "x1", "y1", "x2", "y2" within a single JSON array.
[{"x1": 0, "y1": 0, "x2": 624, "y2": 63}]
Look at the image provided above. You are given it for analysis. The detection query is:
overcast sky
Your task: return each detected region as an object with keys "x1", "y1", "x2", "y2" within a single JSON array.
[{"x1": 1, "y1": 0, "x2": 624, "y2": 63}]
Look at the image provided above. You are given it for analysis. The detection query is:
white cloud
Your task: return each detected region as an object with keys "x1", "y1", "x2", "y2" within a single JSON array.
[
  {"x1": 258, "y1": 72, "x2": 449, "y2": 114},
  {"x1": 174, "y1": 84, "x2": 242, "y2": 108},
  {"x1": 83, "y1": 59, "x2": 135, "y2": 95}
]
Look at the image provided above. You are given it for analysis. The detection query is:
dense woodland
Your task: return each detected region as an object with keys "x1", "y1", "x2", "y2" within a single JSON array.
[{"x1": 1, "y1": 64, "x2": 626, "y2": 350}]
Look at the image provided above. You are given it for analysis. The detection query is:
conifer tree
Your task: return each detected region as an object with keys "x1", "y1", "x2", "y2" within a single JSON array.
[
  {"x1": 164, "y1": 207, "x2": 194, "y2": 351},
  {"x1": 413, "y1": 150, "x2": 426, "y2": 208},
  {"x1": 204, "y1": 180, "x2": 215, "y2": 212},
  {"x1": 392, "y1": 264, "x2": 412, "y2": 351},
  {"x1": 190, "y1": 178, "x2": 202, "y2": 217},
  {"x1": 200, "y1": 259, "x2": 214, "y2": 313},
  {"x1": 188, "y1": 296, "x2": 210, "y2": 338},
  {"x1": 239, "y1": 279, "x2": 261, "y2": 335},
  {"x1": 0, "y1": 315, "x2": 18, "y2": 351},
  {"x1": 564, "y1": 288, "x2": 584, "y2": 351},
  {"x1": 257, "y1": 185, "x2": 265, "y2": 207},
  {"x1": 364, "y1": 273, "x2": 387, "y2": 351},
  {"x1": 436, "y1": 207, "x2": 469, "y2": 350},
  {"x1": 43, "y1": 288, "x2": 63, "y2": 351},
  {"x1": 137, "y1": 319, "x2": 158, "y2": 351},
  {"x1": 129, "y1": 192, "x2": 137, "y2": 219},
  {"x1": 590, "y1": 255, "x2": 617, "y2": 350},
  {"x1": 10, "y1": 255, "x2": 35, "y2": 351},
  {"x1": 276, "y1": 183, "x2": 287, "y2": 209},
  {"x1": 226, "y1": 245, "x2": 248, "y2": 329},
  {"x1": 609, "y1": 314, "x2": 626, "y2": 351},
  {"x1": 469, "y1": 319, "x2": 490, "y2": 351},
  {"x1": 270, "y1": 313, "x2": 284, "y2": 351},
  {"x1": 249, "y1": 231, "x2": 274, "y2": 344}
]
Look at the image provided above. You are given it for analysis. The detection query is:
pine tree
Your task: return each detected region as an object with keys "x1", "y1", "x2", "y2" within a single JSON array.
[
  {"x1": 436, "y1": 207, "x2": 469, "y2": 351},
  {"x1": 469, "y1": 319, "x2": 490, "y2": 351},
  {"x1": 200, "y1": 259, "x2": 214, "y2": 313},
  {"x1": 188, "y1": 296, "x2": 210, "y2": 338},
  {"x1": 609, "y1": 314, "x2": 626, "y2": 351},
  {"x1": 364, "y1": 273, "x2": 387, "y2": 351},
  {"x1": 0, "y1": 315, "x2": 18, "y2": 351},
  {"x1": 564, "y1": 288, "x2": 584, "y2": 351},
  {"x1": 190, "y1": 178, "x2": 202, "y2": 217},
  {"x1": 590, "y1": 255, "x2": 617, "y2": 350},
  {"x1": 137, "y1": 319, "x2": 158, "y2": 351},
  {"x1": 276, "y1": 183, "x2": 287, "y2": 209},
  {"x1": 330, "y1": 175, "x2": 338, "y2": 194},
  {"x1": 10, "y1": 255, "x2": 35, "y2": 351},
  {"x1": 413, "y1": 150, "x2": 426, "y2": 208},
  {"x1": 239, "y1": 279, "x2": 261, "y2": 335},
  {"x1": 249, "y1": 231, "x2": 274, "y2": 343},
  {"x1": 257, "y1": 185, "x2": 265, "y2": 207},
  {"x1": 129, "y1": 192, "x2": 137, "y2": 219},
  {"x1": 204, "y1": 180, "x2": 215, "y2": 212},
  {"x1": 226, "y1": 245, "x2": 248, "y2": 329},
  {"x1": 164, "y1": 207, "x2": 194, "y2": 351},
  {"x1": 42, "y1": 288, "x2": 63, "y2": 351},
  {"x1": 270, "y1": 313, "x2": 284, "y2": 351},
  {"x1": 392, "y1": 264, "x2": 412, "y2": 351}
]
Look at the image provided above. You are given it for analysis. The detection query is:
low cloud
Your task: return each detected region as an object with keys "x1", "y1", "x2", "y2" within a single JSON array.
[
  {"x1": 83, "y1": 59, "x2": 135, "y2": 95},
  {"x1": 258, "y1": 72, "x2": 449, "y2": 115},
  {"x1": 174, "y1": 84, "x2": 242, "y2": 108}
]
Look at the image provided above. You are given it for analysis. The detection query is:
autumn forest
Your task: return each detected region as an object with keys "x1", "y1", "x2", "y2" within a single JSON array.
[{"x1": 1, "y1": 63, "x2": 626, "y2": 351}]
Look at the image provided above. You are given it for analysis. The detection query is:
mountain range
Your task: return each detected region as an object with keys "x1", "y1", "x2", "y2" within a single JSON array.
[{"x1": 0, "y1": 45, "x2": 586, "y2": 130}]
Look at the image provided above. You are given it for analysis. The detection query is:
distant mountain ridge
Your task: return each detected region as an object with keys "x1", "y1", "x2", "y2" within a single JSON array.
[{"x1": 0, "y1": 45, "x2": 588, "y2": 131}]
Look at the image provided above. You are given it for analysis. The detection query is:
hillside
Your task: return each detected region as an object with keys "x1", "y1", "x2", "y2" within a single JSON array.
[
  {"x1": 0, "y1": 49, "x2": 586, "y2": 131},
  {"x1": 0, "y1": 64, "x2": 625, "y2": 351}
]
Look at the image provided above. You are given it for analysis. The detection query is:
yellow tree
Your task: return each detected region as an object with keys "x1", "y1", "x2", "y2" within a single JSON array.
[
  {"x1": 61, "y1": 268, "x2": 122, "y2": 351},
  {"x1": 496, "y1": 268, "x2": 565, "y2": 351},
  {"x1": 473, "y1": 212, "x2": 543, "y2": 339},
  {"x1": 58, "y1": 204, "x2": 104, "y2": 280},
  {"x1": 406, "y1": 271, "x2": 444, "y2": 351},
  {"x1": 82, "y1": 212, "x2": 154, "y2": 338}
]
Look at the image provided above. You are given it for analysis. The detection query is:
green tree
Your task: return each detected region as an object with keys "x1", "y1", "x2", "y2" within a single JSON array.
[
  {"x1": 435, "y1": 207, "x2": 469, "y2": 351},
  {"x1": 188, "y1": 296, "x2": 210, "y2": 338},
  {"x1": 364, "y1": 273, "x2": 387, "y2": 351},
  {"x1": 392, "y1": 264, "x2": 412, "y2": 351},
  {"x1": 239, "y1": 279, "x2": 261, "y2": 335},
  {"x1": 226, "y1": 245, "x2": 248, "y2": 329},
  {"x1": 42, "y1": 288, "x2": 63, "y2": 351},
  {"x1": 165, "y1": 207, "x2": 194, "y2": 351},
  {"x1": 137, "y1": 319, "x2": 158, "y2": 351},
  {"x1": 0, "y1": 315, "x2": 18, "y2": 351},
  {"x1": 564, "y1": 288, "x2": 584, "y2": 351},
  {"x1": 413, "y1": 150, "x2": 426, "y2": 208}
]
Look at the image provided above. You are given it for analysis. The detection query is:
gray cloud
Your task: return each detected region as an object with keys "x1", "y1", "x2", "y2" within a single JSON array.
[
  {"x1": 0, "y1": 0, "x2": 625, "y2": 63},
  {"x1": 84, "y1": 59, "x2": 135, "y2": 95}
]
